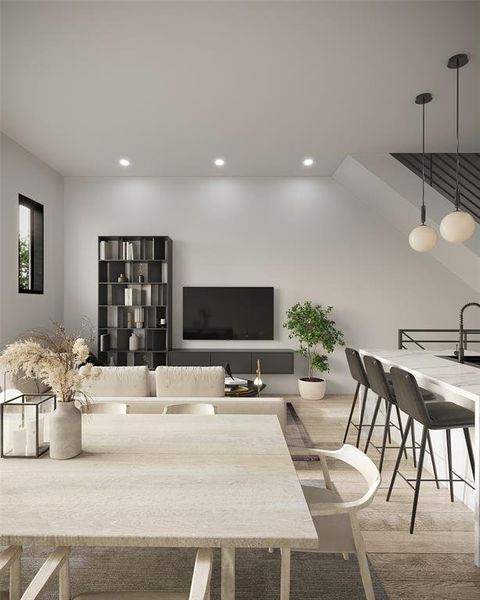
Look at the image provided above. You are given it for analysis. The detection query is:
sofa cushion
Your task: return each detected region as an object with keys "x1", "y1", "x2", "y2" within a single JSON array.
[
  {"x1": 80, "y1": 366, "x2": 149, "y2": 397},
  {"x1": 155, "y1": 366, "x2": 224, "y2": 398}
]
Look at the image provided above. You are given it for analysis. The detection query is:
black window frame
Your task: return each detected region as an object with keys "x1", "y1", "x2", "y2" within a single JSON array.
[{"x1": 18, "y1": 194, "x2": 44, "y2": 295}]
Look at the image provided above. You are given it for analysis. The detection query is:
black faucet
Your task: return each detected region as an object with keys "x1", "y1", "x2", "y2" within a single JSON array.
[{"x1": 458, "y1": 302, "x2": 480, "y2": 363}]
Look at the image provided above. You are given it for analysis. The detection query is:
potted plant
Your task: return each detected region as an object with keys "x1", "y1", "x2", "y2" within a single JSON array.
[
  {"x1": 0, "y1": 322, "x2": 95, "y2": 459},
  {"x1": 283, "y1": 301, "x2": 344, "y2": 400}
]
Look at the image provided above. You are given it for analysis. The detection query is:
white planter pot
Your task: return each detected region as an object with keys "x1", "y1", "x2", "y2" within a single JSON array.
[
  {"x1": 49, "y1": 401, "x2": 82, "y2": 460},
  {"x1": 298, "y1": 378, "x2": 326, "y2": 400}
]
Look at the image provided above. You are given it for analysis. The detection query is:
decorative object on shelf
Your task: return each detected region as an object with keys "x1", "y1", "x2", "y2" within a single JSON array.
[
  {"x1": 99, "y1": 240, "x2": 109, "y2": 260},
  {"x1": 118, "y1": 273, "x2": 128, "y2": 283},
  {"x1": 134, "y1": 307, "x2": 144, "y2": 328},
  {"x1": 440, "y1": 53, "x2": 476, "y2": 243},
  {"x1": 122, "y1": 241, "x2": 135, "y2": 260},
  {"x1": 409, "y1": 93, "x2": 438, "y2": 252},
  {"x1": 159, "y1": 317, "x2": 166, "y2": 327},
  {"x1": 138, "y1": 264, "x2": 145, "y2": 283},
  {"x1": 124, "y1": 288, "x2": 133, "y2": 306},
  {"x1": 129, "y1": 332, "x2": 140, "y2": 351},
  {"x1": 1, "y1": 393, "x2": 56, "y2": 458},
  {"x1": 284, "y1": 301, "x2": 344, "y2": 400},
  {"x1": 0, "y1": 322, "x2": 95, "y2": 459},
  {"x1": 109, "y1": 356, "x2": 115, "y2": 366},
  {"x1": 253, "y1": 359, "x2": 263, "y2": 395},
  {"x1": 100, "y1": 333, "x2": 110, "y2": 352},
  {"x1": 127, "y1": 311, "x2": 134, "y2": 328}
]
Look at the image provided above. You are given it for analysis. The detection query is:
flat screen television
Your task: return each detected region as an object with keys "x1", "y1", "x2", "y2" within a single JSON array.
[{"x1": 183, "y1": 287, "x2": 274, "y2": 340}]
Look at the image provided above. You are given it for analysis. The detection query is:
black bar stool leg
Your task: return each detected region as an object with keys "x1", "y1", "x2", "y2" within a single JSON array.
[
  {"x1": 378, "y1": 401, "x2": 392, "y2": 473},
  {"x1": 446, "y1": 429, "x2": 454, "y2": 502},
  {"x1": 387, "y1": 417, "x2": 412, "y2": 502},
  {"x1": 343, "y1": 383, "x2": 360, "y2": 444},
  {"x1": 464, "y1": 427, "x2": 475, "y2": 480},
  {"x1": 355, "y1": 386, "x2": 369, "y2": 449},
  {"x1": 364, "y1": 395, "x2": 382, "y2": 454},
  {"x1": 410, "y1": 426, "x2": 428, "y2": 534},
  {"x1": 395, "y1": 405, "x2": 408, "y2": 460},
  {"x1": 411, "y1": 424, "x2": 417, "y2": 468},
  {"x1": 427, "y1": 432, "x2": 440, "y2": 489},
  {"x1": 387, "y1": 403, "x2": 392, "y2": 444}
]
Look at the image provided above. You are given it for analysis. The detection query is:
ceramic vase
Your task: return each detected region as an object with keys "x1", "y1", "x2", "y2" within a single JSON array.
[{"x1": 49, "y1": 401, "x2": 82, "y2": 460}]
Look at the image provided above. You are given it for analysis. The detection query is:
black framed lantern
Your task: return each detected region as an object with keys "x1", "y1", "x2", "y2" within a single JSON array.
[{"x1": 1, "y1": 393, "x2": 56, "y2": 458}]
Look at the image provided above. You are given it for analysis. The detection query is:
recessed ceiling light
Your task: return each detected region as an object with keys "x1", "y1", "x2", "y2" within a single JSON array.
[
  {"x1": 302, "y1": 157, "x2": 314, "y2": 167},
  {"x1": 214, "y1": 158, "x2": 226, "y2": 167},
  {"x1": 119, "y1": 158, "x2": 130, "y2": 167}
]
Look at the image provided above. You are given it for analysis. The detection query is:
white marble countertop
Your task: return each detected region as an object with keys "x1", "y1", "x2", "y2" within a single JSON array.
[
  {"x1": 359, "y1": 349, "x2": 480, "y2": 402},
  {"x1": 0, "y1": 415, "x2": 318, "y2": 550}
]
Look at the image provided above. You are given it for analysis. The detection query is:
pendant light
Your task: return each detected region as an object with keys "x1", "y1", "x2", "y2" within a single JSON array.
[
  {"x1": 409, "y1": 93, "x2": 438, "y2": 252},
  {"x1": 439, "y1": 53, "x2": 476, "y2": 243}
]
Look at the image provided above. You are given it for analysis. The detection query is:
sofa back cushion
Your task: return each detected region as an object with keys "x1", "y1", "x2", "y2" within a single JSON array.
[
  {"x1": 155, "y1": 366, "x2": 225, "y2": 398},
  {"x1": 80, "y1": 365, "x2": 149, "y2": 397}
]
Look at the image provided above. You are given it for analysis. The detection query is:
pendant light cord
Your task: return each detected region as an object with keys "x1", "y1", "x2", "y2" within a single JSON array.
[
  {"x1": 421, "y1": 101, "x2": 426, "y2": 224},
  {"x1": 455, "y1": 60, "x2": 461, "y2": 210}
]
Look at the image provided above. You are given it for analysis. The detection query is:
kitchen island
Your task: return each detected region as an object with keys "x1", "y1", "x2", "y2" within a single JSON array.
[{"x1": 360, "y1": 349, "x2": 480, "y2": 565}]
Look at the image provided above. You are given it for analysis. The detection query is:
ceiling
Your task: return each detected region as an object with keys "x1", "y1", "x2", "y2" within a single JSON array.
[{"x1": 1, "y1": 1, "x2": 479, "y2": 177}]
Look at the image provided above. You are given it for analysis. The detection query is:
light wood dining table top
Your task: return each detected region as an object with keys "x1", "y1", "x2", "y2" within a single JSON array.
[{"x1": 0, "y1": 414, "x2": 318, "y2": 550}]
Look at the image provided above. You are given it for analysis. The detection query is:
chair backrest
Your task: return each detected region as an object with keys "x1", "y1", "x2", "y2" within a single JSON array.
[
  {"x1": 82, "y1": 402, "x2": 128, "y2": 415},
  {"x1": 310, "y1": 444, "x2": 381, "y2": 514},
  {"x1": 363, "y1": 355, "x2": 393, "y2": 403},
  {"x1": 389, "y1": 367, "x2": 431, "y2": 426},
  {"x1": 345, "y1": 348, "x2": 369, "y2": 387},
  {"x1": 163, "y1": 402, "x2": 217, "y2": 415}
]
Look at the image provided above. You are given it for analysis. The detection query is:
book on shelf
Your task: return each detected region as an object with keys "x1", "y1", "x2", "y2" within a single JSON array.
[
  {"x1": 122, "y1": 242, "x2": 135, "y2": 260},
  {"x1": 124, "y1": 288, "x2": 133, "y2": 306}
]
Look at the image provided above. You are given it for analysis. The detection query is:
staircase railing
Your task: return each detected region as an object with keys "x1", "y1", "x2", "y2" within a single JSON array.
[{"x1": 398, "y1": 328, "x2": 480, "y2": 350}]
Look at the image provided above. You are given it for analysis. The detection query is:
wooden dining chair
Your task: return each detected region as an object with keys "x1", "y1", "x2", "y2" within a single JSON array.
[
  {"x1": 20, "y1": 547, "x2": 213, "y2": 600},
  {"x1": 81, "y1": 403, "x2": 128, "y2": 415},
  {"x1": 287, "y1": 444, "x2": 381, "y2": 600},
  {"x1": 163, "y1": 403, "x2": 217, "y2": 415},
  {"x1": 0, "y1": 546, "x2": 22, "y2": 600}
]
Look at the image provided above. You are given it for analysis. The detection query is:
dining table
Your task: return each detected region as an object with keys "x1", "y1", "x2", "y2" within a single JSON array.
[{"x1": 0, "y1": 413, "x2": 318, "y2": 599}]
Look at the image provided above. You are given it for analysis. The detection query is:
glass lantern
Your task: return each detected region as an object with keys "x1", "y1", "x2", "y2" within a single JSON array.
[{"x1": 1, "y1": 393, "x2": 56, "y2": 458}]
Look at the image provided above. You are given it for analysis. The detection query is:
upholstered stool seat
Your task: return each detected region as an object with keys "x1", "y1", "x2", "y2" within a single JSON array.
[{"x1": 425, "y1": 401, "x2": 475, "y2": 429}]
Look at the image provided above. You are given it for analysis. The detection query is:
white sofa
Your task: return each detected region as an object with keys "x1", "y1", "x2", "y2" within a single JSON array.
[{"x1": 79, "y1": 365, "x2": 287, "y2": 431}]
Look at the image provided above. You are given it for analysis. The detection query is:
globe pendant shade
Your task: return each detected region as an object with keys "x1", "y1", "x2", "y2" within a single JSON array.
[
  {"x1": 439, "y1": 210, "x2": 475, "y2": 243},
  {"x1": 409, "y1": 225, "x2": 437, "y2": 252}
]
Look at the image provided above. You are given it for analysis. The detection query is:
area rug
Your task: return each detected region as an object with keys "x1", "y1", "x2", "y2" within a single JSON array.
[{"x1": 2, "y1": 546, "x2": 388, "y2": 599}]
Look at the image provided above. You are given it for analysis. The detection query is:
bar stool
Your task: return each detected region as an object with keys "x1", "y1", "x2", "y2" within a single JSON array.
[
  {"x1": 362, "y1": 354, "x2": 438, "y2": 475},
  {"x1": 387, "y1": 366, "x2": 475, "y2": 533},
  {"x1": 343, "y1": 348, "x2": 371, "y2": 448}
]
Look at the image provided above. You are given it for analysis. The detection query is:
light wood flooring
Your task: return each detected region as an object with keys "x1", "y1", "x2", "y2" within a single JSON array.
[{"x1": 289, "y1": 394, "x2": 480, "y2": 600}]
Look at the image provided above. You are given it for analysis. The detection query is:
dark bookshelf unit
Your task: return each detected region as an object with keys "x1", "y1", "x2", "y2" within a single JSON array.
[{"x1": 98, "y1": 236, "x2": 172, "y2": 369}]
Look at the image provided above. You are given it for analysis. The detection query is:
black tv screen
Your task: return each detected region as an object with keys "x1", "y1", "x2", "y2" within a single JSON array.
[{"x1": 183, "y1": 287, "x2": 274, "y2": 340}]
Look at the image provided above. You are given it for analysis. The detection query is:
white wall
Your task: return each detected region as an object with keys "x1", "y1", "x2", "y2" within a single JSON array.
[
  {"x1": 63, "y1": 176, "x2": 477, "y2": 394},
  {"x1": 0, "y1": 133, "x2": 64, "y2": 346}
]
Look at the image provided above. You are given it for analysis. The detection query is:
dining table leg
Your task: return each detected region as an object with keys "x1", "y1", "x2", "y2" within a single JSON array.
[
  {"x1": 221, "y1": 547, "x2": 235, "y2": 600},
  {"x1": 280, "y1": 547, "x2": 291, "y2": 600}
]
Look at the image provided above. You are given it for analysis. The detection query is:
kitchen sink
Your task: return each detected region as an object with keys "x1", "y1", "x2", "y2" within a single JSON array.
[{"x1": 439, "y1": 355, "x2": 480, "y2": 368}]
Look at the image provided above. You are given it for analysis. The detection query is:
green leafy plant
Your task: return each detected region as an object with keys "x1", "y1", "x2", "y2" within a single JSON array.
[
  {"x1": 18, "y1": 236, "x2": 30, "y2": 290},
  {"x1": 283, "y1": 301, "x2": 345, "y2": 380}
]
